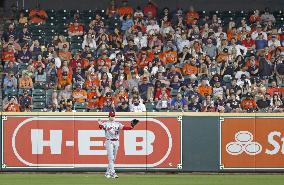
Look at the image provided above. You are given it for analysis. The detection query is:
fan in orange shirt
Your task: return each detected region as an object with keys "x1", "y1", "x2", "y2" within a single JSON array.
[
  {"x1": 87, "y1": 85, "x2": 101, "y2": 109},
  {"x1": 162, "y1": 48, "x2": 177, "y2": 64},
  {"x1": 114, "y1": 86, "x2": 129, "y2": 106},
  {"x1": 29, "y1": 8, "x2": 48, "y2": 24},
  {"x1": 85, "y1": 72, "x2": 100, "y2": 90},
  {"x1": 198, "y1": 79, "x2": 213, "y2": 97},
  {"x1": 59, "y1": 44, "x2": 72, "y2": 61},
  {"x1": 58, "y1": 71, "x2": 72, "y2": 90},
  {"x1": 241, "y1": 94, "x2": 257, "y2": 111},
  {"x1": 182, "y1": 59, "x2": 198, "y2": 76},
  {"x1": 68, "y1": 19, "x2": 84, "y2": 37},
  {"x1": 118, "y1": 0, "x2": 134, "y2": 16},
  {"x1": 72, "y1": 84, "x2": 87, "y2": 103},
  {"x1": 137, "y1": 51, "x2": 152, "y2": 68},
  {"x1": 186, "y1": 6, "x2": 199, "y2": 25}
]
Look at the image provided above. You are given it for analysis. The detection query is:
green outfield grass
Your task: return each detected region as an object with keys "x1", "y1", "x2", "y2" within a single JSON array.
[{"x1": 0, "y1": 174, "x2": 283, "y2": 185}]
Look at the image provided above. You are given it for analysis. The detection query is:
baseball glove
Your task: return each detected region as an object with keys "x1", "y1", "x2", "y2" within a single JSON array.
[{"x1": 131, "y1": 119, "x2": 139, "y2": 128}]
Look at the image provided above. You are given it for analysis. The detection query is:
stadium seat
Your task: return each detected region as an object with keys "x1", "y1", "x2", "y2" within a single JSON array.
[
  {"x1": 74, "y1": 102, "x2": 87, "y2": 109},
  {"x1": 145, "y1": 102, "x2": 156, "y2": 112},
  {"x1": 33, "y1": 95, "x2": 46, "y2": 102},
  {"x1": 32, "y1": 89, "x2": 46, "y2": 96},
  {"x1": 18, "y1": 89, "x2": 32, "y2": 96},
  {"x1": 32, "y1": 102, "x2": 46, "y2": 109}
]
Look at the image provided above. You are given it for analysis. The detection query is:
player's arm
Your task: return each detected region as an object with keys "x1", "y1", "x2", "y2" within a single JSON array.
[
  {"x1": 98, "y1": 119, "x2": 105, "y2": 130},
  {"x1": 121, "y1": 119, "x2": 140, "y2": 130},
  {"x1": 122, "y1": 125, "x2": 133, "y2": 130}
]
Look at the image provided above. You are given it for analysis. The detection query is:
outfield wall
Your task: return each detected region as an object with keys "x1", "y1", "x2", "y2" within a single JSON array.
[{"x1": 1, "y1": 112, "x2": 284, "y2": 172}]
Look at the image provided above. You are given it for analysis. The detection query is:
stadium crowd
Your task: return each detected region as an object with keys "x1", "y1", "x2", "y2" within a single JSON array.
[{"x1": 1, "y1": 0, "x2": 284, "y2": 113}]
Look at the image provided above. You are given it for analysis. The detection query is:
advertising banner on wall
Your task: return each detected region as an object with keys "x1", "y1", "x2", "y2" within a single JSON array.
[
  {"x1": 220, "y1": 116, "x2": 284, "y2": 170},
  {"x1": 1, "y1": 115, "x2": 182, "y2": 170}
]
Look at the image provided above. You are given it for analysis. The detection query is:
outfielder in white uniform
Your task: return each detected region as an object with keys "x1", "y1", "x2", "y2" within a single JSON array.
[{"x1": 98, "y1": 111, "x2": 134, "y2": 178}]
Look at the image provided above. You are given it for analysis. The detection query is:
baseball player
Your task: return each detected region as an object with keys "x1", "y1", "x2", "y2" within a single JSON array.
[{"x1": 98, "y1": 111, "x2": 139, "y2": 178}]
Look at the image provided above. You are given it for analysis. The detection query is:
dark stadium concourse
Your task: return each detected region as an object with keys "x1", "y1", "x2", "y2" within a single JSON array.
[{"x1": 3, "y1": 0, "x2": 284, "y2": 11}]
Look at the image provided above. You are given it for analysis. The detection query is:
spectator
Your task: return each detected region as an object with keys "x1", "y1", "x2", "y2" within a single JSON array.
[
  {"x1": 256, "y1": 94, "x2": 270, "y2": 112},
  {"x1": 186, "y1": 6, "x2": 199, "y2": 25},
  {"x1": 17, "y1": 44, "x2": 32, "y2": 64},
  {"x1": 143, "y1": 0, "x2": 157, "y2": 18},
  {"x1": 249, "y1": 10, "x2": 260, "y2": 24},
  {"x1": 203, "y1": 38, "x2": 217, "y2": 58},
  {"x1": 226, "y1": 94, "x2": 241, "y2": 112},
  {"x1": 116, "y1": 97, "x2": 130, "y2": 112},
  {"x1": 129, "y1": 97, "x2": 146, "y2": 112},
  {"x1": 58, "y1": 71, "x2": 72, "y2": 90},
  {"x1": 260, "y1": 8, "x2": 276, "y2": 25},
  {"x1": 3, "y1": 96, "x2": 20, "y2": 112},
  {"x1": 19, "y1": 72, "x2": 33, "y2": 89},
  {"x1": 18, "y1": 12, "x2": 28, "y2": 25},
  {"x1": 35, "y1": 66, "x2": 47, "y2": 83},
  {"x1": 82, "y1": 33, "x2": 97, "y2": 51},
  {"x1": 201, "y1": 94, "x2": 216, "y2": 112},
  {"x1": 18, "y1": 25, "x2": 32, "y2": 45},
  {"x1": 29, "y1": 8, "x2": 48, "y2": 24},
  {"x1": 2, "y1": 24, "x2": 17, "y2": 43},
  {"x1": 276, "y1": 55, "x2": 284, "y2": 85},
  {"x1": 19, "y1": 90, "x2": 32, "y2": 112},
  {"x1": 188, "y1": 95, "x2": 201, "y2": 112},
  {"x1": 171, "y1": 93, "x2": 187, "y2": 111},
  {"x1": 68, "y1": 19, "x2": 84, "y2": 37},
  {"x1": 118, "y1": 0, "x2": 134, "y2": 16},
  {"x1": 241, "y1": 93, "x2": 257, "y2": 112},
  {"x1": 3, "y1": 72, "x2": 18, "y2": 95},
  {"x1": 198, "y1": 79, "x2": 212, "y2": 97},
  {"x1": 72, "y1": 83, "x2": 87, "y2": 103}
]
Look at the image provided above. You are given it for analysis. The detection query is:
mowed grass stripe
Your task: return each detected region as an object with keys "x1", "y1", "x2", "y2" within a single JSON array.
[{"x1": 0, "y1": 174, "x2": 283, "y2": 185}]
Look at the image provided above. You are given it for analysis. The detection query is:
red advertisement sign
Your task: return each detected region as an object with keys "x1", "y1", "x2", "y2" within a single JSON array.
[
  {"x1": 2, "y1": 115, "x2": 182, "y2": 169},
  {"x1": 220, "y1": 117, "x2": 284, "y2": 169}
]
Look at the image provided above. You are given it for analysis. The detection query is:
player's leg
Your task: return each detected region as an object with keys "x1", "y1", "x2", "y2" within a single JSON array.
[
  {"x1": 111, "y1": 142, "x2": 119, "y2": 178},
  {"x1": 105, "y1": 140, "x2": 114, "y2": 178},
  {"x1": 106, "y1": 141, "x2": 116, "y2": 176}
]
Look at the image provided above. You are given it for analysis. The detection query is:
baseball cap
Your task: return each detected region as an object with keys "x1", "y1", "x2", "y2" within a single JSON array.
[{"x1": 109, "y1": 111, "x2": 115, "y2": 117}]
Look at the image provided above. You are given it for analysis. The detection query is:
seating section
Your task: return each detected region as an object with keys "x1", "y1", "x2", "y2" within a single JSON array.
[{"x1": 1, "y1": 7, "x2": 284, "y2": 113}]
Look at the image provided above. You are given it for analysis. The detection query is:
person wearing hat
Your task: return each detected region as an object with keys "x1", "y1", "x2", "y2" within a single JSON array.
[
  {"x1": 115, "y1": 96, "x2": 130, "y2": 112},
  {"x1": 98, "y1": 111, "x2": 136, "y2": 178},
  {"x1": 268, "y1": 34, "x2": 281, "y2": 50},
  {"x1": 68, "y1": 19, "x2": 84, "y2": 37},
  {"x1": 58, "y1": 71, "x2": 72, "y2": 90},
  {"x1": 59, "y1": 43, "x2": 72, "y2": 61},
  {"x1": 19, "y1": 90, "x2": 32, "y2": 112},
  {"x1": 241, "y1": 93, "x2": 257, "y2": 112}
]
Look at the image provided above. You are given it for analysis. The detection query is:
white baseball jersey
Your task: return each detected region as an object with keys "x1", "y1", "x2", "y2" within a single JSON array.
[{"x1": 102, "y1": 121, "x2": 124, "y2": 140}]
